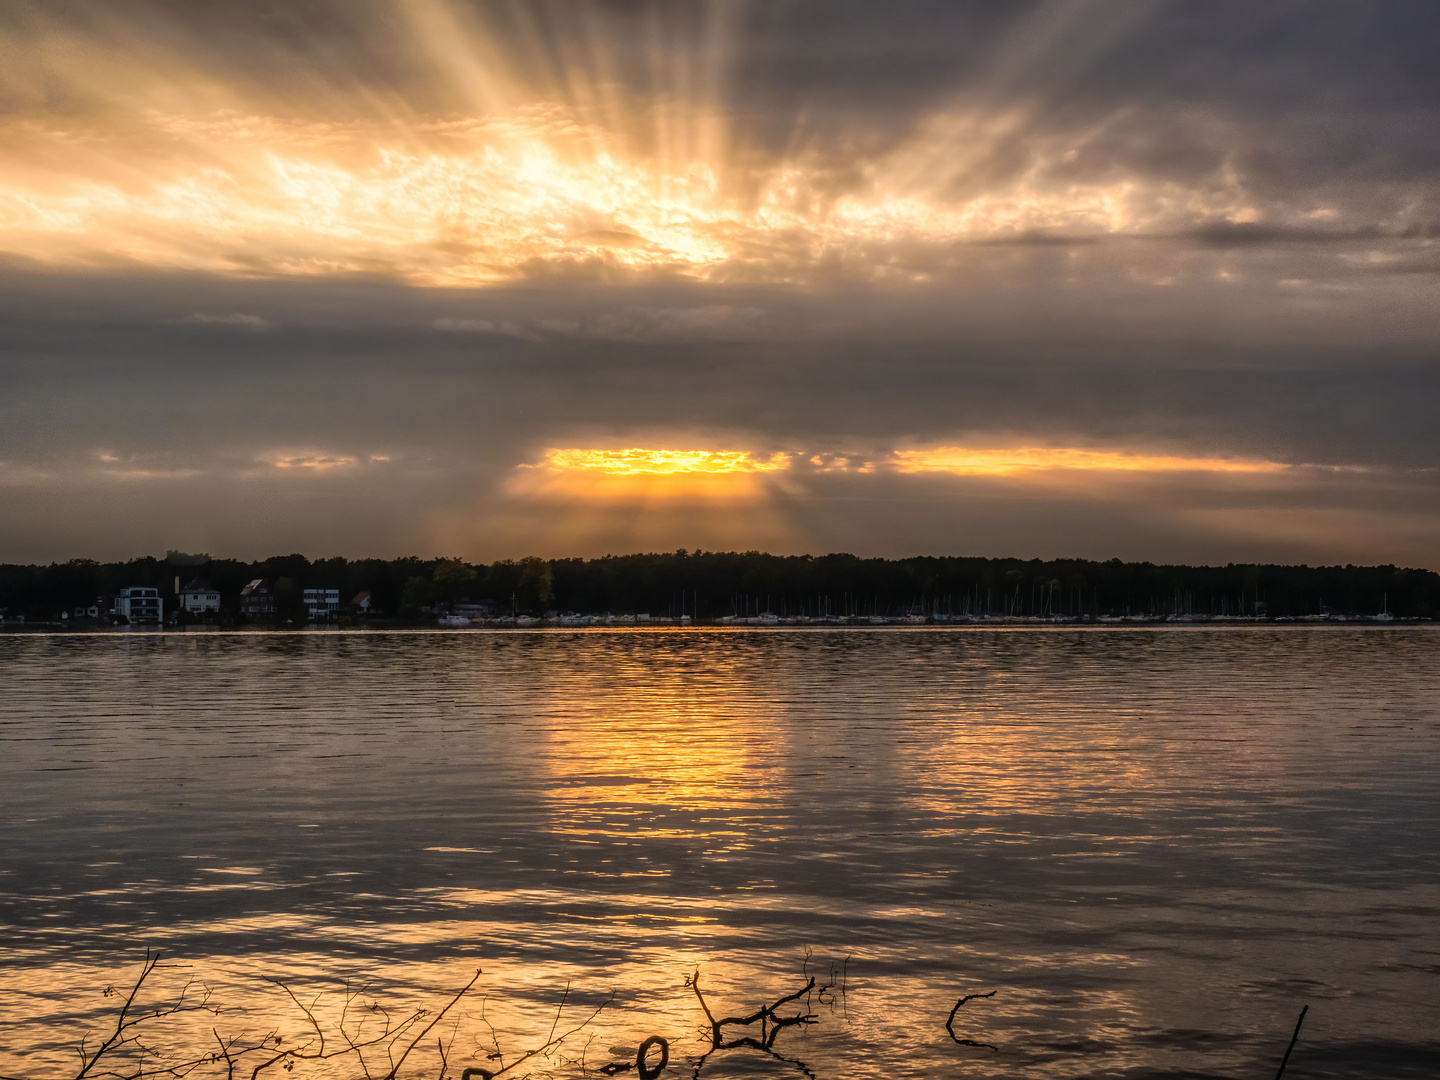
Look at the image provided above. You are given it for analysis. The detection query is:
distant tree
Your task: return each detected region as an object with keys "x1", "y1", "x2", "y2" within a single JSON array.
[
  {"x1": 432, "y1": 558, "x2": 477, "y2": 603},
  {"x1": 482, "y1": 559, "x2": 520, "y2": 607},
  {"x1": 517, "y1": 556, "x2": 555, "y2": 612},
  {"x1": 261, "y1": 553, "x2": 311, "y2": 582},
  {"x1": 272, "y1": 577, "x2": 307, "y2": 623},
  {"x1": 399, "y1": 574, "x2": 434, "y2": 615}
]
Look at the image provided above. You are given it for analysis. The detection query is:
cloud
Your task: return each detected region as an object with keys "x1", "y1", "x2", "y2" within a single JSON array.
[
  {"x1": 890, "y1": 446, "x2": 1288, "y2": 476},
  {"x1": 0, "y1": 3, "x2": 1435, "y2": 565},
  {"x1": 436, "y1": 305, "x2": 768, "y2": 343},
  {"x1": 181, "y1": 312, "x2": 270, "y2": 329}
]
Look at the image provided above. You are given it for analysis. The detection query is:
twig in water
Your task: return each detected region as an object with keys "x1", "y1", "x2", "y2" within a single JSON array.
[
  {"x1": 33, "y1": 949, "x2": 227, "y2": 1080},
  {"x1": 685, "y1": 968, "x2": 820, "y2": 1078},
  {"x1": 1274, "y1": 1005, "x2": 1308, "y2": 1080},
  {"x1": 380, "y1": 969, "x2": 481, "y2": 1080},
  {"x1": 945, "y1": 990, "x2": 998, "y2": 1052},
  {"x1": 459, "y1": 986, "x2": 614, "y2": 1080}
]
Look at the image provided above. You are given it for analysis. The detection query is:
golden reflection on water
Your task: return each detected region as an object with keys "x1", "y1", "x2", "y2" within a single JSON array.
[
  {"x1": 2, "y1": 629, "x2": 1438, "y2": 1078},
  {"x1": 537, "y1": 641, "x2": 771, "y2": 841}
]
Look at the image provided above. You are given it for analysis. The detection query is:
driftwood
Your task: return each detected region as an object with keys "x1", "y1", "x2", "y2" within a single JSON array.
[
  {"x1": 595, "y1": 1035, "x2": 669, "y2": 1080},
  {"x1": 944, "y1": 989, "x2": 998, "y2": 1052},
  {"x1": 684, "y1": 968, "x2": 825, "y2": 1078}
]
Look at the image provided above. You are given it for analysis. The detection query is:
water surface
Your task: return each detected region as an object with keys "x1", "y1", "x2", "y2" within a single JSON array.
[{"x1": 2, "y1": 628, "x2": 1437, "y2": 1078}]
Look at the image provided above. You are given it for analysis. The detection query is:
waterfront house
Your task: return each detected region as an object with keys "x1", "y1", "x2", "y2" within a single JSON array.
[
  {"x1": 115, "y1": 586, "x2": 163, "y2": 624},
  {"x1": 239, "y1": 579, "x2": 275, "y2": 615},
  {"x1": 180, "y1": 578, "x2": 221, "y2": 614},
  {"x1": 304, "y1": 588, "x2": 341, "y2": 620},
  {"x1": 351, "y1": 591, "x2": 372, "y2": 613},
  {"x1": 71, "y1": 596, "x2": 112, "y2": 620}
]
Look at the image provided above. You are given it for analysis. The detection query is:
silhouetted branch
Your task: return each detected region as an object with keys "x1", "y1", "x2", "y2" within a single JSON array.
[
  {"x1": 380, "y1": 969, "x2": 480, "y2": 1080},
  {"x1": 1274, "y1": 1005, "x2": 1308, "y2": 1080},
  {"x1": 597, "y1": 1034, "x2": 669, "y2": 1079},
  {"x1": 458, "y1": 985, "x2": 614, "y2": 1079},
  {"x1": 685, "y1": 967, "x2": 820, "y2": 1078},
  {"x1": 21, "y1": 949, "x2": 231, "y2": 1080},
  {"x1": 686, "y1": 968, "x2": 817, "y2": 1049},
  {"x1": 945, "y1": 990, "x2": 997, "y2": 1052}
]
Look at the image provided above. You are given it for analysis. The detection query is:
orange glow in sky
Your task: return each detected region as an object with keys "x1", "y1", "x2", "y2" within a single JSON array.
[
  {"x1": 541, "y1": 448, "x2": 787, "y2": 476},
  {"x1": 892, "y1": 446, "x2": 1286, "y2": 476},
  {"x1": 506, "y1": 444, "x2": 1291, "y2": 503},
  {"x1": 511, "y1": 448, "x2": 788, "y2": 499}
]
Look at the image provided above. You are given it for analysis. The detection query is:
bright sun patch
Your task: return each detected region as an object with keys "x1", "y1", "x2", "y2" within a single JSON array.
[
  {"x1": 540, "y1": 448, "x2": 788, "y2": 476},
  {"x1": 512, "y1": 448, "x2": 788, "y2": 498}
]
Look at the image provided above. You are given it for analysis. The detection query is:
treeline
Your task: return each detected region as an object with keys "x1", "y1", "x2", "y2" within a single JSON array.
[{"x1": 1, "y1": 549, "x2": 1436, "y2": 621}]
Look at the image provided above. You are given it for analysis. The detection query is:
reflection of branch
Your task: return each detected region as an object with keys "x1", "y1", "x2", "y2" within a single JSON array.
[
  {"x1": 685, "y1": 968, "x2": 820, "y2": 1078},
  {"x1": 945, "y1": 990, "x2": 998, "y2": 1052},
  {"x1": 687, "y1": 969, "x2": 817, "y2": 1048},
  {"x1": 460, "y1": 986, "x2": 614, "y2": 1080},
  {"x1": 1274, "y1": 1005, "x2": 1308, "y2": 1080}
]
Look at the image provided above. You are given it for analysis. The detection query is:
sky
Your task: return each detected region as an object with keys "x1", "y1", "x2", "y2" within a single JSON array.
[{"x1": 1, "y1": 0, "x2": 1438, "y2": 567}]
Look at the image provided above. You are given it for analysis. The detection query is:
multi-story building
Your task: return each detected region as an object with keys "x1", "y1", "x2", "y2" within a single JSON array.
[
  {"x1": 304, "y1": 588, "x2": 341, "y2": 620},
  {"x1": 180, "y1": 578, "x2": 221, "y2": 614},
  {"x1": 239, "y1": 579, "x2": 275, "y2": 616},
  {"x1": 115, "y1": 586, "x2": 163, "y2": 624}
]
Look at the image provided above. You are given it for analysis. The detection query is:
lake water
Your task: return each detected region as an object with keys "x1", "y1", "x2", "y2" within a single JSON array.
[{"x1": 1, "y1": 627, "x2": 1437, "y2": 1079}]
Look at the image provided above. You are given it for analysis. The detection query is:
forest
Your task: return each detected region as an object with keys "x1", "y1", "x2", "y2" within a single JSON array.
[{"x1": 1, "y1": 549, "x2": 1435, "y2": 622}]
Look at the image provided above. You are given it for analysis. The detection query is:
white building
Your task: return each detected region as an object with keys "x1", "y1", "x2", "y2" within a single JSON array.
[
  {"x1": 180, "y1": 578, "x2": 221, "y2": 614},
  {"x1": 115, "y1": 586, "x2": 163, "y2": 624},
  {"x1": 304, "y1": 588, "x2": 341, "y2": 620}
]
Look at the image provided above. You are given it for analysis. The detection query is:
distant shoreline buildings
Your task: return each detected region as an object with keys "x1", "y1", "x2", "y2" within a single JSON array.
[{"x1": 0, "y1": 550, "x2": 1433, "y2": 629}]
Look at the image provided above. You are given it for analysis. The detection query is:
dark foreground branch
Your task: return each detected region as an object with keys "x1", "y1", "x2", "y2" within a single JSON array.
[
  {"x1": 1274, "y1": 1005, "x2": 1308, "y2": 1080},
  {"x1": 5, "y1": 956, "x2": 628, "y2": 1080},
  {"x1": 685, "y1": 968, "x2": 820, "y2": 1078},
  {"x1": 3, "y1": 949, "x2": 229, "y2": 1080},
  {"x1": 945, "y1": 990, "x2": 998, "y2": 1052},
  {"x1": 461, "y1": 984, "x2": 615, "y2": 1080}
]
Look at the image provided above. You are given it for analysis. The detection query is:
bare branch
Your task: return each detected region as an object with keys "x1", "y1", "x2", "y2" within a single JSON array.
[
  {"x1": 261, "y1": 977, "x2": 326, "y2": 1058},
  {"x1": 461, "y1": 988, "x2": 613, "y2": 1080},
  {"x1": 1274, "y1": 1005, "x2": 1309, "y2": 1080},
  {"x1": 380, "y1": 969, "x2": 481, "y2": 1080},
  {"x1": 74, "y1": 949, "x2": 163, "y2": 1079},
  {"x1": 944, "y1": 990, "x2": 998, "y2": 1052}
]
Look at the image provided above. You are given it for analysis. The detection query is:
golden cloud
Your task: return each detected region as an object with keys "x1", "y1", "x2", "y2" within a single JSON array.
[
  {"x1": 0, "y1": 101, "x2": 1269, "y2": 286},
  {"x1": 539, "y1": 448, "x2": 787, "y2": 476},
  {"x1": 513, "y1": 448, "x2": 787, "y2": 498},
  {"x1": 892, "y1": 447, "x2": 1287, "y2": 476},
  {"x1": 510, "y1": 443, "x2": 1293, "y2": 500},
  {"x1": 0, "y1": 0, "x2": 1396, "y2": 290}
]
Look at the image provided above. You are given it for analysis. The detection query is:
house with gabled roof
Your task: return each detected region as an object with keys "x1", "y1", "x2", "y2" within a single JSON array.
[
  {"x1": 180, "y1": 578, "x2": 221, "y2": 614},
  {"x1": 239, "y1": 579, "x2": 275, "y2": 615}
]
